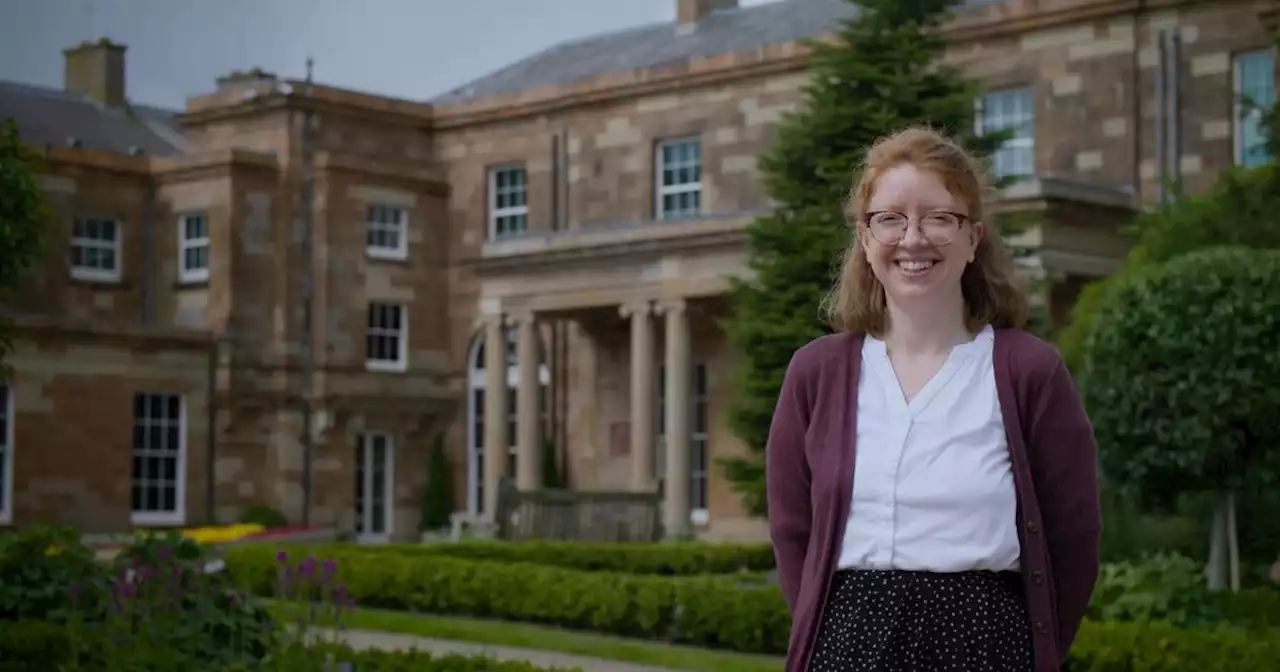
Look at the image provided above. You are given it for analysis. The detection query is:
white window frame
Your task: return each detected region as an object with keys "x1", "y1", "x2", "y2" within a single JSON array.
[
  {"x1": 355, "y1": 431, "x2": 395, "y2": 543},
  {"x1": 131, "y1": 393, "x2": 187, "y2": 526},
  {"x1": 365, "y1": 203, "x2": 409, "y2": 261},
  {"x1": 177, "y1": 213, "x2": 210, "y2": 284},
  {"x1": 0, "y1": 385, "x2": 13, "y2": 526},
  {"x1": 1233, "y1": 48, "x2": 1277, "y2": 168},
  {"x1": 975, "y1": 87, "x2": 1036, "y2": 179},
  {"x1": 654, "y1": 137, "x2": 703, "y2": 220},
  {"x1": 71, "y1": 216, "x2": 122, "y2": 283},
  {"x1": 366, "y1": 302, "x2": 408, "y2": 372},
  {"x1": 655, "y1": 362, "x2": 710, "y2": 526},
  {"x1": 487, "y1": 165, "x2": 528, "y2": 240}
]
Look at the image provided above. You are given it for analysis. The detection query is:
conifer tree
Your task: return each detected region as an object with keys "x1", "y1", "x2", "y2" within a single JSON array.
[{"x1": 722, "y1": 0, "x2": 1010, "y2": 514}]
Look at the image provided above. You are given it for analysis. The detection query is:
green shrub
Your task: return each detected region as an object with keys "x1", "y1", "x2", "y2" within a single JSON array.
[
  {"x1": 0, "y1": 620, "x2": 576, "y2": 671},
  {"x1": 0, "y1": 620, "x2": 78, "y2": 671},
  {"x1": 1069, "y1": 620, "x2": 1280, "y2": 670},
  {"x1": 227, "y1": 544, "x2": 791, "y2": 654},
  {"x1": 240, "y1": 505, "x2": 290, "y2": 528},
  {"x1": 1090, "y1": 553, "x2": 1280, "y2": 629},
  {"x1": 228, "y1": 544, "x2": 1280, "y2": 668},
  {"x1": 310, "y1": 540, "x2": 776, "y2": 575},
  {"x1": 0, "y1": 523, "x2": 107, "y2": 621}
]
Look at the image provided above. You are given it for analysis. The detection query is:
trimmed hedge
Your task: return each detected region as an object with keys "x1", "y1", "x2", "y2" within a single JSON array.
[
  {"x1": 306, "y1": 540, "x2": 776, "y2": 575},
  {"x1": 226, "y1": 544, "x2": 1280, "y2": 668},
  {"x1": 226, "y1": 544, "x2": 791, "y2": 653},
  {"x1": 0, "y1": 619, "x2": 575, "y2": 671}
]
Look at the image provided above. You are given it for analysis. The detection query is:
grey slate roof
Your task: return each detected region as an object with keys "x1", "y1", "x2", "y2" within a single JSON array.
[
  {"x1": 0, "y1": 80, "x2": 185, "y2": 157},
  {"x1": 431, "y1": 0, "x2": 1000, "y2": 104}
]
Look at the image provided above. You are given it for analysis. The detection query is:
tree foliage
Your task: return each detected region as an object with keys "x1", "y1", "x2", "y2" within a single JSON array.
[
  {"x1": 1059, "y1": 162, "x2": 1280, "y2": 373},
  {"x1": 1080, "y1": 247, "x2": 1280, "y2": 505},
  {"x1": 420, "y1": 434, "x2": 454, "y2": 532},
  {"x1": 0, "y1": 118, "x2": 46, "y2": 369},
  {"x1": 721, "y1": 0, "x2": 1009, "y2": 515}
]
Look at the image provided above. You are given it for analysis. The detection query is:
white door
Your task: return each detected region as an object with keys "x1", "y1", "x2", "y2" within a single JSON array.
[{"x1": 355, "y1": 432, "x2": 394, "y2": 542}]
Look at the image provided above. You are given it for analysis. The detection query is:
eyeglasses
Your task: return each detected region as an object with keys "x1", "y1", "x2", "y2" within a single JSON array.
[{"x1": 862, "y1": 210, "x2": 970, "y2": 246}]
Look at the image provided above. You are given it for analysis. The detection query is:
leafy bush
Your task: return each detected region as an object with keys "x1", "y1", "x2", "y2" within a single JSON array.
[
  {"x1": 240, "y1": 505, "x2": 290, "y2": 528},
  {"x1": 1069, "y1": 620, "x2": 1280, "y2": 670},
  {"x1": 229, "y1": 544, "x2": 1280, "y2": 668},
  {"x1": 227, "y1": 544, "x2": 791, "y2": 654},
  {"x1": 0, "y1": 620, "x2": 576, "y2": 671},
  {"x1": 0, "y1": 523, "x2": 106, "y2": 620},
  {"x1": 1089, "y1": 553, "x2": 1280, "y2": 630},
  {"x1": 295, "y1": 540, "x2": 776, "y2": 576}
]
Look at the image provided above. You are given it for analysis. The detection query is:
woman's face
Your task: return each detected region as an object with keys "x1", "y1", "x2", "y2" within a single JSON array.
[{"x1": 860, "y1": 163, "x2": 982, "y2": 307}]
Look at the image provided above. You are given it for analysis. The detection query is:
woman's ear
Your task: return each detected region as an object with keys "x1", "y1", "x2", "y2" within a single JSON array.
[{"x1": 968, "y1": 220, "x2": 985, "y2": 263}]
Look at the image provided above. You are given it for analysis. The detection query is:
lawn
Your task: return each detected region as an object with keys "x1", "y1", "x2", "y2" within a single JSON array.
[{"x1": 270, "y1": 603, "x2": 785, "y2": 672}]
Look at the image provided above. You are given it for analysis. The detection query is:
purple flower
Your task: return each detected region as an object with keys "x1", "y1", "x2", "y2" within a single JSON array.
[
  {"x1": 321, "y1": 558, "x2": 337, "y2": 582},
  {"x1": 276, "y1": 550, "x2": 289, "y2": 563},
  {"x1": 157, "y1": 544, "x2": 172, "y2": 561},
  {"x1": 299, "y1": 555, "x2": 317, "y2": 578}
]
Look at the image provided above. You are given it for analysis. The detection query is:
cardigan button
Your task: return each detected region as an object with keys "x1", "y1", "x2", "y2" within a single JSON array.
[
  {"x1": 1032, "y1": 570, "x2": 1045, "y2": 585},
  {"x1": 1034, "y1": 621, "x2": 1049, "y2": 634},
  {"x1": 1026, "y1": 520, "x2": 1040, "y2": 534}
]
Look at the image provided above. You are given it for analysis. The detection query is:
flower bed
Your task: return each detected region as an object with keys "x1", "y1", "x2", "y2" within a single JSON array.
[{"x1": 2, "y1": 524, "x2": 575, "y2": 671}]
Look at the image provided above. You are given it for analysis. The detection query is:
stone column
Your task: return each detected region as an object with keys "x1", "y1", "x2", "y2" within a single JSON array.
[
  {"x1": 620, "y1": 300, "x2": 655, "y2": 492},
  {"x1": 514, "y1": 312, "x2": 541, "y2": 490},
  {"x1": 658, "y1": 298, "x2": 692, "y2": 539},
  {"x1": 482, "y1": 315, "x2": 508, "y2": 519}
]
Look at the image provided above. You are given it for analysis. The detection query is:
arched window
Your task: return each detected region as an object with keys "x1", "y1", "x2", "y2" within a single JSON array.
[{"x1": 465, "y1": 327, "x2": 550, "y2": 514}]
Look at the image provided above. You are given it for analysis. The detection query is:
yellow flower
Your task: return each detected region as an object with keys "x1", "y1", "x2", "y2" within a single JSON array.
[{"x1": 44, "y1": 545, "x2": 64, "y2": 556}]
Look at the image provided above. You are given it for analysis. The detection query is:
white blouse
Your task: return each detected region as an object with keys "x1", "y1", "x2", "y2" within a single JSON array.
[{"x1": 836, "y1": 325, "x2": 1022, "y2": 573}]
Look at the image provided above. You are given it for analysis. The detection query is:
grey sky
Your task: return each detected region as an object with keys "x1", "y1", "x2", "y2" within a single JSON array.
[{"x1": 0, "y1": 0, "x2": 776, "y2": 110}]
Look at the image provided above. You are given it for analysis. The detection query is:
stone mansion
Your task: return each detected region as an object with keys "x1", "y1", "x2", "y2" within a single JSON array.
[{"x1": 0, "y1": 0, "x2": 1275, "y2": 540}]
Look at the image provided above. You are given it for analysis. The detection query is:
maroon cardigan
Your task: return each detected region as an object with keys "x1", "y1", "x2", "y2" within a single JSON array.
[{"x1": 766, "y1": 328, "x2": 1101, "y2": 672}]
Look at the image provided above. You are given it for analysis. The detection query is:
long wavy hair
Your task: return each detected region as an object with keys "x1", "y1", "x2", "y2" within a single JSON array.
[{"x1": 822, "y1": 126, "x2": 1030, "y2": 336}]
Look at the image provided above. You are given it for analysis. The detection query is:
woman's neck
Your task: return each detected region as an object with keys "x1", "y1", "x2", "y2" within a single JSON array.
[{"x1": 883, "y1": 291, "x2": 971, "y2": 356}]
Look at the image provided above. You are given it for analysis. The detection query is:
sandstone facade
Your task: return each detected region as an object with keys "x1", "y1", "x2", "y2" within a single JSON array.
[{"x1": 1, "y1": 0, "x2": 1275, "y2": 540}]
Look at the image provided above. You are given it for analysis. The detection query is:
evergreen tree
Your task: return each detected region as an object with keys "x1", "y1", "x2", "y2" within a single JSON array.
[
  {"x1": 0, "y1": 118, "x2": 46, "y2": 371},
  {"x1": 721, "y1": 0, "x2": 1010, "y2": 515},
  {"x1": 420, "y1": 434, "x2": 454, "y2": 532}
]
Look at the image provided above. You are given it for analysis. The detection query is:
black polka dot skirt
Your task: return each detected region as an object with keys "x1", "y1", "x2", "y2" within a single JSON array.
[{"x1": 808, "y1": 569, "x2": 1033, "y2": 672}]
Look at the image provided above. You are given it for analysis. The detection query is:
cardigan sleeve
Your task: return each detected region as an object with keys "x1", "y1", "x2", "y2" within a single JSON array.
[
  {"x1": 766, "y1": 348, "x2": 815, "y2": 615},
  {"x1": 1026, "y1": 357, "x2": 1102, "y2": 658}
]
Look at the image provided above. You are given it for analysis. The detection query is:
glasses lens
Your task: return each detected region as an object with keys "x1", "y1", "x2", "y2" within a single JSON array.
[{"x1": 868, "y1": 212, "x2": 906, "y2": 244}]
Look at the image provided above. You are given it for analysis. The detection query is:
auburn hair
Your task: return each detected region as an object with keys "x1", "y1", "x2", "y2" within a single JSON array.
[{"x1": 821, "y1": 126, "x2": 1030, "y2": 336}]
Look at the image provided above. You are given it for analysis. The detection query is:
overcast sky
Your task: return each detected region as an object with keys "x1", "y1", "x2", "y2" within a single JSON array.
[{"x1": 0, "y1": 0, "x2": 777, "y2": 110}]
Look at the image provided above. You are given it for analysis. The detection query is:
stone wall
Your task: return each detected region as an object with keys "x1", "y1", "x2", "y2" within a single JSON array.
[{"x1": 4, "y1": 320, "x2": 211, "y2": 532}]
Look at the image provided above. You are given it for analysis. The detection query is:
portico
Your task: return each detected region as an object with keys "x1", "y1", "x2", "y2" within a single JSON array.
[{"x1": 468, "y1": 211, "x2": 760, "y2": 539}]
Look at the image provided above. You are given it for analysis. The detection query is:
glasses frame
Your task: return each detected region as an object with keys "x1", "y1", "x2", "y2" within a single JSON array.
[{"x1": 861, "y1": 210, "x2": 972, "y2": 246}]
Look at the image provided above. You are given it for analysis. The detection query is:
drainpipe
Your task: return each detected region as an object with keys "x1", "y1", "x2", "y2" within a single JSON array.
[
  {"x1": 1155, "y1": 28, "x2": 1168, "y2": 205},
  {"x1": 141, "y1": 180, "x2": 157, "y2": 324},
  {"x1": 205, "y1": 334, "x2": 221, "y2": 523},
  {"x1": 1166, "y1": 28, "x2": 1183, "y2": 200}
]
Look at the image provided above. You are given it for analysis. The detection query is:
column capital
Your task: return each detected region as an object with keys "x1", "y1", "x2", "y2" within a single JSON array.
[
  {"x1": 618, "y1": 299, "x2": 653, "y2": 319},
  {"x1": 654, "y1": 298, "x2": 687, "y2": 316},
  {"x1": 504, "y1": 308, "x2": 536, "y2": 327}
]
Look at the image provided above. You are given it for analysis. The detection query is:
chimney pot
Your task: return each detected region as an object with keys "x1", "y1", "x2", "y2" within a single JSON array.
[
  {"x1": 216, "y1": 68, "x2": 279, "y2": 92},
  {"x1": 63, "y1": 39, "x2": 127, "y2": 107},
  {"x1": 677, "y1": 0, "x2": 738, "y2": 25}
]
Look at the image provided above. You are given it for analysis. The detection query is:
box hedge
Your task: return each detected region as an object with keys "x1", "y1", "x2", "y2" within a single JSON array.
[
  {"x1": 226, "y1": 544, "x2": 1280, "y2": 669},
  {"x1": 0, "y1": 619, "x2": 576, "y2": 671},
  {"x1": 307, "y1": 539, "x2": 777, "y2": 575}
]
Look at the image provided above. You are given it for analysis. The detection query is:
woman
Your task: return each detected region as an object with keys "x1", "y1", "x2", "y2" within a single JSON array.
[{"x1": 766, "y1": 127, "x2": 1100, "y2": 672}]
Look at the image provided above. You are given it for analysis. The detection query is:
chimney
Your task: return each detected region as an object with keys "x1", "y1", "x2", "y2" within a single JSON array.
[
  {"x1": 215, "y1": 67, "x2": 279, "y2": 93},
  {"x1": 677, "y1": 0, "x2": 738, "y2": 25},
  {"x1": 63, "y1": 38, "x2": 127, "y2": 107}
]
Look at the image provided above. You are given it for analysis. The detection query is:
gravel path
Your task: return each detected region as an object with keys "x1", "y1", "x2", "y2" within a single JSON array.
[{"x1": 319, "y1": 628, "x2": 682, "y2": 672}]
